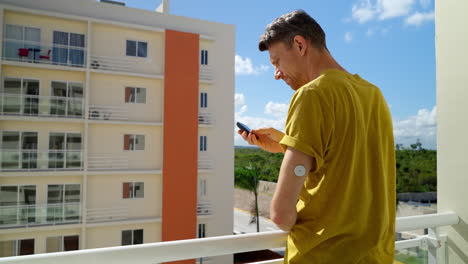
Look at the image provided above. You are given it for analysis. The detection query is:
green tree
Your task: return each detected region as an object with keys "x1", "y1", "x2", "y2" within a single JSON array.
[{"x1": 235, "y1": 164, "x2": 261, "y2": 232}]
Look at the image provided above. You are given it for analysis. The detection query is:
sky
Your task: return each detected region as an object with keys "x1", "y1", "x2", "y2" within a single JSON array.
[{"x1": 122, "y1": 0, "x2": 437, "y2": 149}]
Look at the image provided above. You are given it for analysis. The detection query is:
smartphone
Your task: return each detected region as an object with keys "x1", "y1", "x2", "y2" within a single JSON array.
[
  {"x1": 236, "y1": 122, "x2": 258, "y2": 139},
  {"x1": 236, "y1": 122, "x2": 252, "y2": 133}
]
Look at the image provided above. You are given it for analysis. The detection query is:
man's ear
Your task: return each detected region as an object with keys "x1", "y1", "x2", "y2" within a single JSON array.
[{"x1": 293, "y1": 35, "x2": 307, "y2": 56}]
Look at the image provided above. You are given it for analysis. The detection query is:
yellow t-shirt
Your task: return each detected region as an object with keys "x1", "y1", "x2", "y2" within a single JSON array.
[{"x1": 279, "y1": 69, "x2": 396, "y2": 264}]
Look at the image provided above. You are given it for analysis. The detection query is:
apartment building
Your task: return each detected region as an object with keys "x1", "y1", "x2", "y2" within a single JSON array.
[{"x1": 0, "y1": 1, "x2": 235, "y2": 263}]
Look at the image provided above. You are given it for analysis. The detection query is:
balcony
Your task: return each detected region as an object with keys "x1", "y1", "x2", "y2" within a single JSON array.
[
  {"x1": 197, "y1": 202, "x2": 213, "y2": 216},
  {"x1": 89, "y1": 55, "x2": 157, "y2": 76},
  {"x1": 199, "y1": 65, "x2": 213, "y2": 81},
  {"x1": 199, "y1": 112, "x2": 213, "y2": 125},
  {"x1": 0, "y1": 212, "x2": 458, "y2": 263},
  {"x1": 88, "y1": 105, "x2": 129, "y2": 121},
  {"x1": 86, "y1": 206, "x2": 128, "y2": 223},
  {"x1": 0, "y1": 150, "x2": 83, "y2": 171},
  {"x1": 0, "y1": 93, "x2": 84, "y2": 119},
  {"x1": 2, "y1": 39, "x2": 86, "y2": 68},
  {"x1": 87, "y1": 155, "x2": 129, "y2": 170},
  {"x1": 198, "y1": 156, "x2": 214, "y2": 170},
  {"x1": 0, "y1": 202, "x2": 81, "y2": 229}
]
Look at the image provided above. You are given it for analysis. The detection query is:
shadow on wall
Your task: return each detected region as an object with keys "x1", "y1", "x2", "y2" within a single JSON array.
[{"x1": 448, "y1": 217, "x2": 468, "y2": 262}]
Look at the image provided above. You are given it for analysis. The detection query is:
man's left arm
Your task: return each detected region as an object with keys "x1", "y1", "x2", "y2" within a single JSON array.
[{"x1": 270, "y1": 146, "x2": 314, "y2": 231}]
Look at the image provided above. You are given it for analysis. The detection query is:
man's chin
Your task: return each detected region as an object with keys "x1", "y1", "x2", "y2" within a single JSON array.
[{"x1": 290, "y1": 84, "x2": 301, "y2": 91}]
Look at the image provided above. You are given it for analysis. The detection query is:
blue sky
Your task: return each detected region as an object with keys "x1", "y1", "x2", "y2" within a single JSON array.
[{"x1": 123, "y1": 0, "x2": 437, "y2": 149}]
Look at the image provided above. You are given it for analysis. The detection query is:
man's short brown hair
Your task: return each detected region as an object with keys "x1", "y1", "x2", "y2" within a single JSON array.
[{"x1": 259, "y1": 10, "x2": 327, "y2": 52}]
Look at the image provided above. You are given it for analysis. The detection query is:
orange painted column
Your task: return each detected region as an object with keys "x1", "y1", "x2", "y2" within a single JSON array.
[{"x1": 162, "y1": 30, "x2": 199, "y2": 264}]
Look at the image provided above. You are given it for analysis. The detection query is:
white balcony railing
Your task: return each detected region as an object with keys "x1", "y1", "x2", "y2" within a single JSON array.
[
  {"x1": 90, "y1": 55, "x2": 152, "y2": 75},
  {"x1": 199, "y1": 112, "x2": 213, "y2": 125},
  {"x1": 198, "y1": 157, "x2": 214, "y2": 170},
  {"x1": 2, "y1": 39, "x2": 87, "y2": 68},
  {"x1": 197, "y1": 202, "x2": 213, "y2": 216},
  {"x1": 0, "y1": 203, "x2": 81, "y2": 228},
  {"x1": 0, "y1": 93, "x2": 85, "y2": 119},
  {"x1": 0, "y1": 150, "x2": 84, "y2": 171},
  {"x1": 86, "y1": 206, "x2": 129, "y2": 223},
  {"x1": 88, "y1": 105, "x2": 128, "y2": 121},
  {"x1": 87, "y1": 155, "x2": 129, "y2": 170},
  {"x1": 0, "y1": 212, "x2": 458, "y2": 264},
  {"x1": 199, "y1": 65, "x2": 213, "y2": 81}
]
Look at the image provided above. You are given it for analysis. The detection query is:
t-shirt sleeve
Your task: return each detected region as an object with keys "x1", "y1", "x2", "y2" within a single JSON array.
[{"x1": 279, "y1": 89, "x2": 333, "y2": 173}]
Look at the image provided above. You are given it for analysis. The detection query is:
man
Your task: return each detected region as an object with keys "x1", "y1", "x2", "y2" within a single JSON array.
[{"x1": 239, "y1": 10, "x2": 396, "y2": 263}]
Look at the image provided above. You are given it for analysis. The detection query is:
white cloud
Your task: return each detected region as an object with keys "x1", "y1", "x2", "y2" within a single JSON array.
[
  {"x1": 234, "y1": 100, "x2": 289, "y2": 146},
  {"x1": 378, "y1": 0, "x2": 415, "y2": 20},
  {"x1": 351, "y1": 0, "x2": 424, "y2": 24},
  {"x1": 235, "y1": 93, "x2": 245, "y2": 107},
  {"x1": 393, "y1": 106, "x2": 437, "y2": 149},
  {"x1": 344, "y1": 32, "x2": 354, "y2": 43},
  {"x1": 235, "y1": 100, "x2": 437, "y2": 149},
  {"x1": 352, "y1": 0, "x2": 377, "y2": 23},
  {"x1": 405, "y1": 11, "x2": 434, "y2": 26},
  {"x1": 264, "y1": 102, "x2": 289, "y2": 119},
  {"x1": 235, "y1": 54, "x2": 270, "y2": 76}
]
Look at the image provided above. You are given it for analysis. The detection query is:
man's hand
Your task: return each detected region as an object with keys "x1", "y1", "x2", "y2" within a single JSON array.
[{"x1": 238, "y1": 127, "x2": 285, "y2": 153}]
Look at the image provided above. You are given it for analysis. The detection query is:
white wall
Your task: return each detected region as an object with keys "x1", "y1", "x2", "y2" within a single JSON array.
[{"x1": 436, "y1": 0, "x2": 468, "y2": 263}]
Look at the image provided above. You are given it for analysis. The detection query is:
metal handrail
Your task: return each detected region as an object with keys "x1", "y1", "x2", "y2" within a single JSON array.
[
  {"x1": 199, "y1": 65, "x2": 213, "y2": 80},
  {"x1": 87, "y1": 155, "x2": 129, "y2": 170},
  {"x1": 0, "y1": 212, "x2": 458, "y2": 264},
  {"x1": 88, "y1": 105, "x2": 129, "y2": 121}
]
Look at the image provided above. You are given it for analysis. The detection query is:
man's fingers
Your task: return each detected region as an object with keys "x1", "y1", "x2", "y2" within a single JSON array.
[
  {"x1": 252, "y1": 127, "x2": 271, "y2": 135},
  {"x1": 247, "y1": 132, "x2": 256, "y2": 145}
]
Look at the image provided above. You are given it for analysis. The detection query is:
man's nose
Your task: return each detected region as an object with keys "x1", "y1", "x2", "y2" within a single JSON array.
[{"x1": 274, "y1": 68, "x2": 283, "y2": 80}]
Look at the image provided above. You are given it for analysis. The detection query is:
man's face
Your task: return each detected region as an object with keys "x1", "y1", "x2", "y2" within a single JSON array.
[{"x1": 268, "y1": 41, "x2": 305, "y2": 90}]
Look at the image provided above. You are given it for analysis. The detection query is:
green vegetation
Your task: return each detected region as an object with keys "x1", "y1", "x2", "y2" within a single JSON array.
[
  {"x1": 235, "y1": 140, "x2": 437, "y2": 193},
  {"x1": 395, "y1": 249, "x2": 428, "y2": 264}
]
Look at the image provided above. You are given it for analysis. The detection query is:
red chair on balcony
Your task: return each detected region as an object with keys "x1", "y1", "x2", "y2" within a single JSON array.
[
  {"x1": 18, "y1": 48, "x2": 29, "y2": 59},
  {"x1": 40, "y1": 49, "x2": 51, "y2": 60}
]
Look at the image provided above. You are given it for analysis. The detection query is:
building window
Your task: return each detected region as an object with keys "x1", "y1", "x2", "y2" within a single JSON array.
[
  {"x1": 125, "y1": 87, "x2": 146, "y2": 104},
  {"x1": 46, "y1": 235, "x2": 79, "y2": 252},
  {"x1": 0, "y1": 185, "x2": 36, "y2": 225},
  {"x1": 122, "y1": 229, "x2": 143, "y2": 245},
  {"x1": 122, "y1": 182, "x2": 144, "y2": 199},
  {"x1": 123, "y1": 134, "x2": 145, "y2": 151},
  {"x1": 0, "y1": 239, "x2": 34, "y2": 257},
  {"x1": 52, "y1": 31, "x2": 86, "y2": 66},
  {"x1": 200, "y1": 92, "x2": 208, "y2": 108},
  {"x1": 2, "y1": 77, "x2": 40, "y2": 115},
  {"x1": 197, "y1": 224, "x2": 206, "y2": 238},
  {"x1": 48, "y1": 132, "x2": 82, "y2": 169},
  {"x1": 200, "y1": 50, "x2": 208, "y2": 65},
  {"x1": 0, "y1": 131, "x2": 38, "y2": 170},
  {"x1": 199, "y1": 136, "x2": 207, "y2": 152},
  {"x1": 50, "y1": 81, "x2": 84, "y2": 117},
  {"x1": 47, "y1": 184, "x2": 80, "y2": 222},
  {"x1": 198, "y1": 179, "x2": 207, "y2": 198},
  {"x1": 4, "y1": 24, "x2": 41, "y2": 61},
  {"x1": 126, "y1": 40, "x2": 147, "y2": 58}
]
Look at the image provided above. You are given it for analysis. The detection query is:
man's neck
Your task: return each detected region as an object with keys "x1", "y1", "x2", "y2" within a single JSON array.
[{"x1": 307, "y1": 51, "x2": 348, "y2": 81}]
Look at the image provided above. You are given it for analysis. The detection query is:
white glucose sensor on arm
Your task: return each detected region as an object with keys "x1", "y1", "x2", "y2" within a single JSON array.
[{"x1": 294, "y1": 165, "x2": 307, "y2": 177}]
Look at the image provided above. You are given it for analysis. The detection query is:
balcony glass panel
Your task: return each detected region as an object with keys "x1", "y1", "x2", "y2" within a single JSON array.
[
  {"x1": 2, "y1": 78, "x2": 21, "y2": 114},
  {"x1": 395, "y1": 247, "x2": 428, "y2": 264}
]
